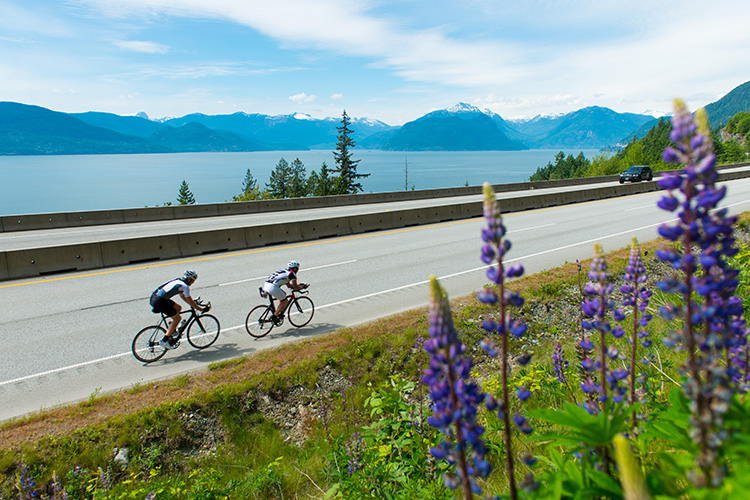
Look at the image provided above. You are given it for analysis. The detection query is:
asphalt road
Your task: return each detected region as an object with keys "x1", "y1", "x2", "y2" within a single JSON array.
[
  {"x1": 2, "y1": 177, "x2": 750, "y2": 422},
  {"x1": 0, "y1": 180, "x2": 640, "y2": 251}
]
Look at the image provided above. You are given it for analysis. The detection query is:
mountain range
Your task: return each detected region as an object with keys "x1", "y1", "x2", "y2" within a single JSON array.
[{"x1": 2, "y1": 79, "x2": 749, "y2": 155}]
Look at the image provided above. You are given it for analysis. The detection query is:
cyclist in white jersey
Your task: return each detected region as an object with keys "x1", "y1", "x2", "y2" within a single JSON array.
[
  {"x1": 262, "y1": 260, "x2": 307, "y2": 323},
  {"x1": 150, "y1": 269, "x2": 207, "y2": 348}
]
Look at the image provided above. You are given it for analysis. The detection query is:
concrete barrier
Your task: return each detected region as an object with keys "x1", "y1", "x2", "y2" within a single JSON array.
[
  {"x1": 349, "y1": 212, "x2": 395, "y2": 234},
  {"x1": 0, "y1": 252, "x2": 8, "y2": 281},
  {"x1": 299, "y1": 216, "x2": 353, "y2": 239},
  {"x1": 393, "y1": 207, "x2": 430, "y2": 227},
  {"x1": 6, "y1": 243, "x2": 104, "y2": 279},
  {"x1": 4, "y1": 162, "x2": 750, "y2": 233},
  {"x1": 173, "y1": 203, "x2": 220, "y2": 220},
  {"x1": 178, "y1": 228, "x2": 248, "y2": 257},
  {"x1": 100, "y1": 235, "x2": 182, "y2": 267},
  {"x1": 65, "y1": 210, "x2": 126, "y2": 227},
  {"x1": 257, "y1": 199, "x2": 296, "y2": 213},
  {"x1": 3, "y1": 166, "x2": 750, "y2": 281},
  {"x1": 424, "y1": 204, "x2": 462, "y2": 223},
  {"x1": 244, "y1": 221, "x2": 303, "y2": 248},
  {"x1": 458, "y1": 202, "x2": 483, "y2": 219},
  {"x1": 122, "y1": 206, "x2": 176, "y2": 223},
  {"x1": 292, "y1": 197, "x2": 334, "y2": 210},
  {"x1": 1, "y1": 213, "x2": 70, "y2": 232},
  {"x1": 217, "y1": 201, "x2": 260, "y2": 216}
]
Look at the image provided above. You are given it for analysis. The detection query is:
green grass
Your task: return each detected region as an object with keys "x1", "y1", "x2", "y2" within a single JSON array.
[{"x1": 1, "y1": 220, "x2": 749, "y2": 498}]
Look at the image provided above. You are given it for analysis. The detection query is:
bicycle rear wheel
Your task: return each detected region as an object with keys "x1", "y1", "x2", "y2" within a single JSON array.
[
  {"x1": 246, "y1": 305, "x2": 275, "y2": 338},
  {"x1": 132, "y1": 325, "x2": 168, "y2": 363},
  {"x1": 288, "y1": 296, "x2": 314, "y2": 327},
  {"x1": 187, "y1": 314, "x2": 221, "y2": 349}
]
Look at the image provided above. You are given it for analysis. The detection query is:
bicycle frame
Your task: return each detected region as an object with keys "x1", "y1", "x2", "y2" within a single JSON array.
[
  {"x1": 261, "y1": 288, "x2": 308, "y2": 315},
  {"x1": 157, "y1": 307, "x2": 198, "y2": 336}
]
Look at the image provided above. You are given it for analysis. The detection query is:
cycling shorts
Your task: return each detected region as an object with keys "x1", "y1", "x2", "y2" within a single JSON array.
[
  {"x1": 262, "y1": 282, "x2": 286, "y2": 301},
  {"x1": 150, "y1": 293, "x2": 178, "y2": 316}
]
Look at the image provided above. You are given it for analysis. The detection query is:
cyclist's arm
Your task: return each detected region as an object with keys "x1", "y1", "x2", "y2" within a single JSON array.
[
  {"x1": 180, "y1": 292, "x2": 205, "y2": 312},
  {"x1": 287, "y1": 279, "x2": 305, "y2": 291}
]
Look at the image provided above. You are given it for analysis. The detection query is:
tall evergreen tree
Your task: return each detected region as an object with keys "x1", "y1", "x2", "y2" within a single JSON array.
[
  {"x1": 289, "y1": 158, "x2": 309, "y2": 198},
  {"x1": 267, "y1": 158, "x2": 292, "y2": 198},
  {"x1": 233, "y1": 169, "x2": 264, "y2": 201},
  {"x1": 308, "y1": 162, "x2": 334, "y2": 196},
  {"x1": 177, "y1": 180, "x2": 196, "y2": 205},
  {"x1": 242, "y1": 169, "x2": 258, "y2": 195},
  {"x1": 332, "y1": 110, "x2": 368, "y2": 194}
]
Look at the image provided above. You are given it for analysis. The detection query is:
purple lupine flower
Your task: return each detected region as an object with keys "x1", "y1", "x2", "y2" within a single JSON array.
[
  {"x1": 552, "y1": 342, "x2": 569, "y2": 384},
  {"x1": 656, "y1": 99, "x2": 750, "y2": 485},
  {"x1": 16, "y1": 464, "x2": 40, "y2": 499},
  {"x1": 619, "y1": 238, "x2": 653, "y2": 432},
  {"x1": 476, "y1": 182, "x2": 533, "y2": 500},
  {"x1": 516, "y1": 386, "x2": 532, "y2": 401},
  {"x1": 424, "y1": 276, "x2": 489, "y2": 498},
  {"x1": 580, "y1": 243, "x2": 628, "y2": 416},
  {"x1": 51, "y1": 472, "x2": 68, "y2": 500}
]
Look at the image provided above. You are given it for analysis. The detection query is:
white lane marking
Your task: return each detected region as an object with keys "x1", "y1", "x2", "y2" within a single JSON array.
[
  {"x1": 218, "y1": 260, "x2": 358, "y2": 286},
  {"x1": 0, "y1": 352, "x2": 131, "y2": 387},
  {"x1": 509, "y1": 223, "x2": 555, "y2": 233},
  {"x1": 625, "y1": 205, "x2": 653, "y2": 212},
  {"x1": 4, "y1": 204, "x2": 748, "y2": 388}
]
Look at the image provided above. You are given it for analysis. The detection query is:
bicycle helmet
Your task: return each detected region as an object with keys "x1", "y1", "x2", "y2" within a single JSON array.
[
  {"x1": 184, "y1": 269, "x2": 198, "y2": 280},
  {"x1": 288, "y1": 260, "x2": 300, "y2": 269}
]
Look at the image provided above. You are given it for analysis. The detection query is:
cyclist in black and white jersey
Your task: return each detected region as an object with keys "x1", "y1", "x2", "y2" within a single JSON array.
[
  {"x1": 262, "y1": 260, "x2": 308, "y2": 324},
  {"x1": 150, "y1": 269, "x2": 208, "y2": 349}
]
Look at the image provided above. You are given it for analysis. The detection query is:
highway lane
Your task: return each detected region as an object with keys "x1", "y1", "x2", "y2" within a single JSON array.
[
  {"x1": 0, "y1": 180, "x2": 641, "y2": 251},
  {"x1": 2, "y1": 176, "x2": 750, "y2": 422}
]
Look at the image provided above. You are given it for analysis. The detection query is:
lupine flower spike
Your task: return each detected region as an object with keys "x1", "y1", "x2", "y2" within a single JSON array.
[
  {"x1": 657, "y1": 98, "x2": 748, "y2": 486},
  {"x1": 620, "y1": 237, "x2": 652, "y2": 431},
  {"x1": 424, "y1": 276, "x2": 490, "y2": 498},
  {"x1": 478, "y1": 182, "x2": 534, "y2": 499}
]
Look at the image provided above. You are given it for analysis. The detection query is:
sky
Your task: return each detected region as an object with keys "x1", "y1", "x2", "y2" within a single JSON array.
[{"x1": 1, "y1": 0, "x2": 750, "y2": 125}]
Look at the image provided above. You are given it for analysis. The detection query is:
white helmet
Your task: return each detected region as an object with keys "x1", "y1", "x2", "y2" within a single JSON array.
[
  {"x1": 288, "y1": 260, "x2": 300, "y2": 269},
  {"x1": 184, "y1": 269, "x2": 198, "y2": 280}
]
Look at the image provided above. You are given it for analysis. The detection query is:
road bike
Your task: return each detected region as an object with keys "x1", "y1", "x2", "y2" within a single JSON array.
[
  {"x1": 245, "y1": 285, "x2": 314, "y2": 338},
  {"x1": 132, "y1": 298, "x2": 220, "y2": 363}
]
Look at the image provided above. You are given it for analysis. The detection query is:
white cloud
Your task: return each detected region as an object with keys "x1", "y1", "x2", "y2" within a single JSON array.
[
  {"x1": 289, "y1": 92, "x2": 317, "y2": 103},
  {"x1": 330, "y1": 93, "x2": 343, "y2": 100},
  {"x1": 113, "y1": 40, "x2": 170, "y2": 54},
  {"x1": 14, "y1": 0, "x2": 750, "y2": 120}
]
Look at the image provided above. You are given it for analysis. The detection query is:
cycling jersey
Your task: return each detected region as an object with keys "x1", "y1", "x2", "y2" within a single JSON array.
[
  {"x1": 152, "y1": 279, "x2": 191, "y2": 300},
  {"x1": 266, "y1": 269, "x2": 297, "y2": 287}
]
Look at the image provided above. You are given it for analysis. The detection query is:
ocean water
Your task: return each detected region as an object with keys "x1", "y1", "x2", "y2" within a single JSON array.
[{"x1": 0, "y1": 149, "x2": 598, "y2": 215}]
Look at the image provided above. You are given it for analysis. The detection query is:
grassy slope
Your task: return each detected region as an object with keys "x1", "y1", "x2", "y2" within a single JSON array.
[{"x1": 1, "y1": 213, "x2": 748, "y2": 497}]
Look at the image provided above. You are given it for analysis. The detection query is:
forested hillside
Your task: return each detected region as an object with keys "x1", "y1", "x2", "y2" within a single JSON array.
[{"x1": 529, "y1": 111, "x2": 750, "y2": 181}]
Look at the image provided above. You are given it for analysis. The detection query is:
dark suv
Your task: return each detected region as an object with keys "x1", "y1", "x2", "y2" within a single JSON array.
[{"x1": 619, "y1": 165, "x2": 653, "y2": 183}]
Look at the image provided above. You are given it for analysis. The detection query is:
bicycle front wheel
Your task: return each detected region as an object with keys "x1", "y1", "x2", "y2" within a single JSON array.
[
  {"x1": 132, "y1": 325, "x2": 168, "y2": 363},
  {"x1": 187, "y1": 314, "x2": 221, "y2": 349},
  {"x1": 288, "y1": 296, "x2": 314, "y2": 327},
  {"x1": 246, "y1": 305, "x2": 275, "y2": 338}
]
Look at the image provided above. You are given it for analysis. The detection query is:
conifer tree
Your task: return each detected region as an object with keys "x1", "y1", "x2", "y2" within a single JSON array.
[
  {"x1": 177, "y1": 180, "x2": 196, "y2": 205},
  {"x1": 289, "y1": 158, "x2": 309, "y2": 198},
  {"x1": 242, "y1": 169, "x2": 258, "y2": 195},
  {"x1": 267, "y1": 158, "x2": 292, "y2": 198},
  {"x1": 309, "y1": 162, "x2": 334, "y2": 196},
  {"x1": 233, "y1": 169, "x2": 263, "y2": 201},
  {"x1": 332, "y1": 110, "x2": 368, "y2": 194}
]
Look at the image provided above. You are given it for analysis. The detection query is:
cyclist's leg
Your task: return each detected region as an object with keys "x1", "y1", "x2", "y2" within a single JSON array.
[
  {"x1": 276, "y1": 297, "x2": 289, "y2": 317},
  {"x1": 152, "y1": 295, "x2": 181, "y2": 339},
  {"x1": 263, "y1": 283, "x2": 286, "y2": 317}
]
